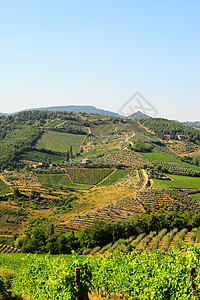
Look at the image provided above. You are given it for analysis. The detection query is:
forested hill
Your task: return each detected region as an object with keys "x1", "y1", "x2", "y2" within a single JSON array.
[
  {"x1": 140, "y1": 118, "x2": 200, "y2": 144},
  {"x1": 0, "y1": 110, "x2": 124, "y2": 170}
]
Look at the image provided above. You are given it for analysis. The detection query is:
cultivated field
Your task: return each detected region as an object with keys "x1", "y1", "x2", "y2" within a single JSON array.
[
  {"x1": 153, "y1": 175, "x2": 200, "y2": 189},
  {"x1": 36, "y1": 131, "x2": 85, "y2": 153}
]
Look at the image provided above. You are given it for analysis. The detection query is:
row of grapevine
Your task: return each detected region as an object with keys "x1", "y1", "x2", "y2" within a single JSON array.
[
  {"x1": 65, "y1": 167, "x2": 112, "y2": 185},
  {"x1": 87, "y1": 229, "x2": 199, "y2": 256},
  {"x1": 1, "y1": 248, "x2": 200, "y2": 299},
  {"x1": 0, "y1": 243, "x2": 20, "y2": 253}
]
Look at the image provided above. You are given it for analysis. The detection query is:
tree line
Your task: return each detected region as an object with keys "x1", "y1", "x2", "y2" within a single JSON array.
[{"x1": 15, "y1": 211, "x2": 200, "y2": 254}]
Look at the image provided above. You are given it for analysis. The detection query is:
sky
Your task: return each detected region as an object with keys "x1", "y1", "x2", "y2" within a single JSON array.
[{"x1": 0, "y1": 0, "x2": 199, "y2": 121}]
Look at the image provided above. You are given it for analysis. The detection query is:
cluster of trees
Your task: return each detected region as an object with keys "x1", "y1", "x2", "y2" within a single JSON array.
[
  {"x1": 181, "y1": 155, "x2": 200, "y2": 166},
  {"x1": 15, "y1": 211, "x2": 200, "y2": 254},
  {"x1": 140, "y1": 118, "x2": 200, "y2": 144},
  {"x1": 129, "y1": 141, "x2": 153, "y2": 152}
]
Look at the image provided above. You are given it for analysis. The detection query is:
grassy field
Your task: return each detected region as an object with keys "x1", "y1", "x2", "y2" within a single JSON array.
[
  {"x1": 153, "y1": 174, "x2": 200, "y2": 189},
  {"x1": 37, "y1": 174, "x2": 92, "y2": 190},
  {"x1": 139, "y1": 152, "x2": 179, "y2": 162},
  {"x1": 139, "y1": 151, "x2": 200, "y2": 172},
  {"x1": 191, "y1": 193, "x2": 200, "y2": 201},
  {"x1": 21, "y1": 150, "x2": 65, "y2": 163},
  {"x1": 36, "y1": 131, "x2": 85, "y2": 153},
  {"x1": 0, "y1": 179, "x2": 11, "y2": 194},
  {"x1": 44, "y1": 120, "x2": 63, "y2": 127},
  {"x1": 99, "y1": 169, "x2": 131, "y2": 186},
  {"x1": 81, "y1": 148, "x2": 118, "y2": 158}
]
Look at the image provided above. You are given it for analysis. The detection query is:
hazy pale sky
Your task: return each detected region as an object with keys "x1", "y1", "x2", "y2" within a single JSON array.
[{"x1": 0, "y1": 0, "x2": 199, "y2": 121}]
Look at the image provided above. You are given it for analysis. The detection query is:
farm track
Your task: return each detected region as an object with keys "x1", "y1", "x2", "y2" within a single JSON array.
[
  {"x1": 182, "y1": 232, "x2": 191, "y2": 253},
  {"x1": 135, "y1": 236, "x2": 146, "y2": 250},
  {"x1": 167, "y1": 233, "x2": 179, "y2": 253},
  {"x1": 146, "y1": 235, "x2": 157, "y2": 251},
  {"x1": 158, "y1": 233, "x2": 168, "y2": 249},
  {"x1": 77, "y1": 134, "x2": 88, "y2": 153},
  {"x1": 139, "y1": 169, "x2": 148, "y2": 191}
]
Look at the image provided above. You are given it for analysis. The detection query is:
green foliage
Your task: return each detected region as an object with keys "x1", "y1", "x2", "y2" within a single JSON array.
[
  {"x1": 12, "y1": 253, "x2": 92, "y2": 300},
  {"x1": 0, "y1": 272, "x2": 7, "y2": 297},
  {"x1": 190, "y1": 228, "x2": 197, "y2": 246},
  {"x1": 37, "y1": 173, "x2": 92, "y2": 190},
  {"x1": 153, "y1": 175, "x2": 200, "y2": 189},
  {"x1": 44, "y1": 119, "x2": 63, "y2": 127},
  {"x1": 191, "y1": 193, "x2": 200, "y2": 201},
  {"x1": 66, "y1": 167, "x2": 112, "y2": 185},
  {"x1": 140, "y1": 151, "x2": 181, "y2": 162},
  {"x1": 0, "y1": 179, "x2": 10, "y2": 194},
  {"x1": 37, "y1": 174, "x2": 71, "y2": 186},
  {"x1": 90, "y1": 247, "x2": 200, "y2": 299},
  {"x1": 36, "y1": 131, "x2": 85, "y2": 153},
  {"x1": 131, "y1": 140, "x2": 153, "y2": 152},
  {"x1": 99, "y1": 169, "x2": 131, "y2": 186},
  {"x1": 22, "y1": 149, "x2": 65, "y2": 163},
  {"x1": 173, "y1": 228, "x2": 188, "y2": 249}
]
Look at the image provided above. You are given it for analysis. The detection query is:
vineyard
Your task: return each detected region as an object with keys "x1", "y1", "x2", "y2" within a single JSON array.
[
  {"x1": 81, "y1": 226, "x2": 200, "y2": 257},
  {"x1": 65, "y1": 168, "x2": 113, "y2": 185},
  {"x1": 36, "y1": 168, "x2": 116, "y2": 188},
  {"x1": 1, "y1": 244, "x2": 200, "y2": 299},
  {"x1": 36, "y1": 131, "x2": 85, "y2": 153},
  {"x1": 21, "y1": 149, "x2": 65, "y2": 163},
  {"x1": 0, "y1": 243, "x2": 20, "y2": 254},
  {"x1": 98, "y1": 169, "x2": 135, "y2": 186}
]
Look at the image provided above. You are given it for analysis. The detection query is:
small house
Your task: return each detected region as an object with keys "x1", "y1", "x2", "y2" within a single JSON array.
[{"x1": 29, "y1": 162, "x2": 43, "y2": 169}]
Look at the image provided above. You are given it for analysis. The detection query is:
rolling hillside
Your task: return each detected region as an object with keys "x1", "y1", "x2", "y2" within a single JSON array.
[{"x1": 0, "y1": 109, "x2": 199, "y2": 240}]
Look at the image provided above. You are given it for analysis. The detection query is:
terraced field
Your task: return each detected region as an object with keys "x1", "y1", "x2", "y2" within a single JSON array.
[
  {"x1": 88, "y1": 149, "x2": 149, "y2": 168},
  {"x1": 136, "y1": 188, "x2": 200, "y2": 213},
  {"x1": 64, "y1": 196, "x2": 145, "y2": 229}
]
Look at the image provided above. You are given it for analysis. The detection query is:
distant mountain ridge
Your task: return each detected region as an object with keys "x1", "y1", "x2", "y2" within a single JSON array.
[
  {"x1": 0, "y1": 105, "x2": 199, "y2": 126},
  {"x1": 26, "y1": 105, "x2": 122, "y2": 118},
  {"x1": 22, "y1": 106, "x2": 152, "y2": 120}
]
